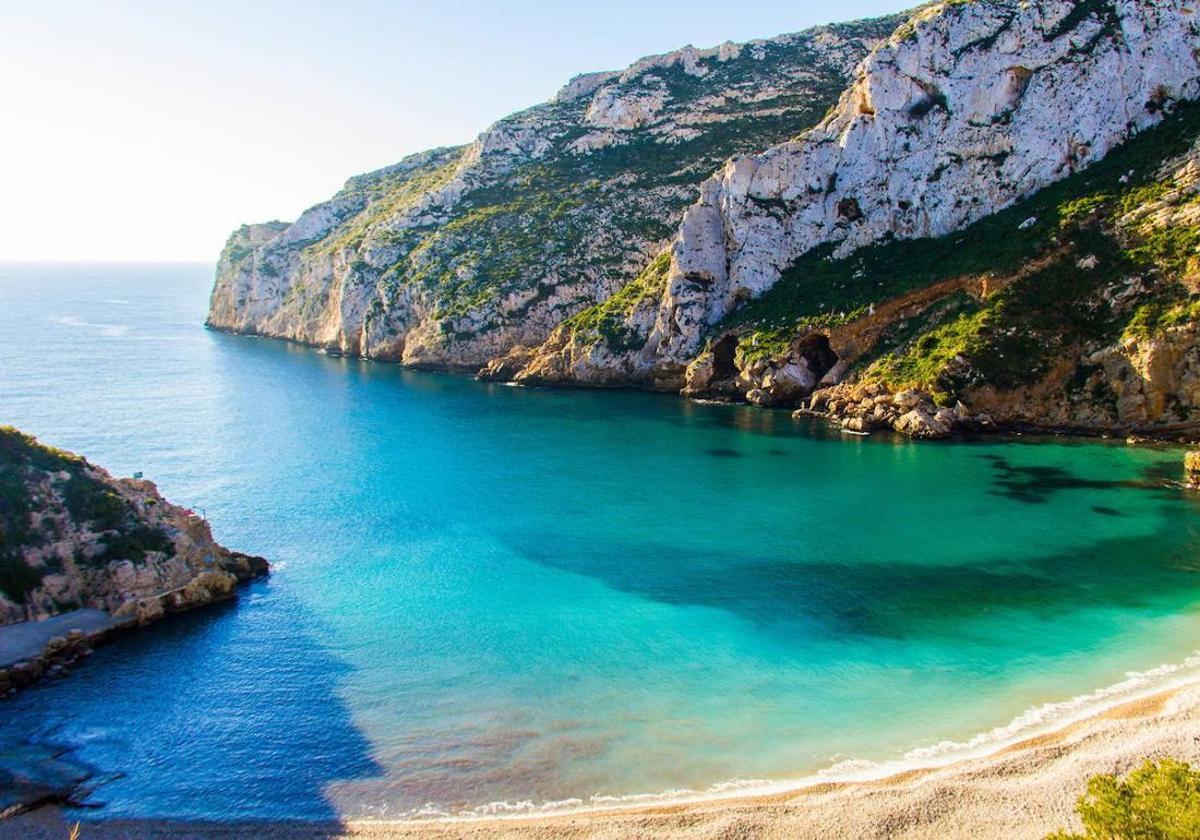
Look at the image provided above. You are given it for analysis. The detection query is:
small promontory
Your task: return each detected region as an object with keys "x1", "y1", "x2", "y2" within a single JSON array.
[{"x1": 0, "y1": 426, "x2": 267, "y2": 694}]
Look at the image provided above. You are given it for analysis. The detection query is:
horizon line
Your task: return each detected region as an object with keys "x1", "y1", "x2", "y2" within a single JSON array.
[{"x1": 0, "y1": 258, "x2": 217, "y2": 265}]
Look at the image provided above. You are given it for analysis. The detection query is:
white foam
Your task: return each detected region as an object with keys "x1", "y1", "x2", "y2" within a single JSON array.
[
  {"x1": 56, "y1": 315, "x2": 128, "y2": 337},
  {"x1": 374, "y1": 649, "x2": 1200, "y2": 823},
  {"x1": 901, "y1": 652, "x2": 1200, "y2": 764}
]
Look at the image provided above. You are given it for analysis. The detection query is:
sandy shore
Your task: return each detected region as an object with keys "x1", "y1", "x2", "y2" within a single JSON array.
[{"x1": 5, "y1": 678, "x2": 1200, "y2": 839}]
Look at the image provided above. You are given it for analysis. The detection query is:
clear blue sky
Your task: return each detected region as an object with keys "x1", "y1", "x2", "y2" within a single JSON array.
[{"x1": 0, "y1": 0, "x2": 913, "y2": 261}]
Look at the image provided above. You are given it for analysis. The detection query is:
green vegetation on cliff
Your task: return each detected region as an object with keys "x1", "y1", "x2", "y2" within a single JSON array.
[
  {"x1": 0, "y1": 427, "x2": 172, "y2": 605},
  {"x1": 564, "y1": 252, "x2": 672, "y2": 350},
  {"x1": 310, "y1": 148, "x2": 467, "y2": 259},
  {"x1": 715, "y1": 101, "x2": 1200, "y2": 403}
]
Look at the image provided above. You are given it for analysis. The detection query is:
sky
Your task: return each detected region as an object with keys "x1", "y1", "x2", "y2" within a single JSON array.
[{"x1": 0, "y1": 0, "x2": 913, "y2": 262}]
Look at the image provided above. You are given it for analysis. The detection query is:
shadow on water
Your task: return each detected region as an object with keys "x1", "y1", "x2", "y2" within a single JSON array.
[
  {"x1": 980, "y1": 454, "x2": 1183, "y2": 504},
  {"x1": 1, "y1": 580, "x2": 382, "y2": 825},
  {"x1": 493, "y1": 428, "x2": 1200, "y2": 644},
  {"x1": 504, "y1": 508, "x2": 1200, "y2": 644}
]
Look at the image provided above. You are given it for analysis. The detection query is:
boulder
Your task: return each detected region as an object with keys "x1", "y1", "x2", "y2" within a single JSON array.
[
  {"x1": 841, "y1": 416, "x2": 879, "y2": 433},
  {"x1": 1185, "y1": 451, "x2": 1200, "y2": 489},
  {"x1": 892, "y1": 389, "x2": 926, "y2": 410},
  {"x1": 757, "y1": 360, "x2": 819, "y2": 405},
  {"x1": 894, "y1": 408, "x2": 952, "y2": 439}
]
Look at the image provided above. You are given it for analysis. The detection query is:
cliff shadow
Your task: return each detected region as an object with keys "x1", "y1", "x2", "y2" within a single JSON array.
[
  {"x1": 502, "y1": 499, "x2": 1200, "y2": 646},
  {"x1": 978, "y1": 452, "x2": 1184, "y2": 504},
  {"x1": 0, "y1": 581, "x2": 382, "y2": 826}
]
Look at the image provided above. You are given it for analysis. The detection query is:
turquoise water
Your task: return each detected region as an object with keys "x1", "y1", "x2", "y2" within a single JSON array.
[{"x1": 2, "y1": 263, "x2": 1200, "y2": 821}]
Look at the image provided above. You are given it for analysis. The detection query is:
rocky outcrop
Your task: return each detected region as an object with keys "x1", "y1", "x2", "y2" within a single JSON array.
[
  {"x1": 0, "y1": 612, "x2": 129, "y2": 699},
  {"x1": 529, "y1": 0, "x2": 1200, "y2": 384},
  {"x1": 798, "y1": 383, "x2": 989, "y2": 439},
  {"x1": 1185, "y1": 451, "x2": 1200, "y2": 488},
  {"x1": 0, "y1": 427, "x2": 268, "y2": 631},
  {"x1": 211, "y1": 1, "x2": 1200, "y2": 441},
  {"x1": 207, "y1": 16, "x2": 901, "y2": 366}
]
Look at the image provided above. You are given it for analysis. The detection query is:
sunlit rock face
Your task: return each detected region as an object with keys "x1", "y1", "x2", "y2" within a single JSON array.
[
  {"x1": 0, "y1": 428, "x2": 267, "y2": 627},
  {"x1": 630, "y1": 0, "x2": 1200, "y2": 370},
  {"x1": 206, "y1": 16, "x2": 901, "y2": 367}
]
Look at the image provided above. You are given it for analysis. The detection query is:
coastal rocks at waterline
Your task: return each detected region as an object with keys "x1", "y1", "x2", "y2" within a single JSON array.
[
  {"x1": 0, "y1": 427, "x2": 268, "y2": 695},
  {"x1": 0, "y1": 612, "x2": 119, "y2": 699},
  {"x1": 1186, "y1": 450, "x2": 1200, "y2": 488},
  {"x1": 797, "y1": 383, "x2": 991, "y2": 439}
]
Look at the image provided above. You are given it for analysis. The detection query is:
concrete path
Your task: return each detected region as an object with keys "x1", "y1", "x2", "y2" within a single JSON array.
[{"x1": 0, "y1": 609, "x2": 131, "y2": 669}]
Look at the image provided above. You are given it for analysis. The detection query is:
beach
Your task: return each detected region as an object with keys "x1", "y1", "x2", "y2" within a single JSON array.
[
  {"x1": 6, "y1": 678, "x2": 1200, "y2": 839},
  {"x1": 6, "y1": 265, "x2": 1200, "y2": 836}
]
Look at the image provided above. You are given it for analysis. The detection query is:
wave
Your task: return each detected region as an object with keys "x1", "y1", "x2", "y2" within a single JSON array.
[
  {"x1": 376, "y1": 649, "x2": 1200, "y2": 823},
  {"x1": 56, "y1": 315, "x2": 128, "y2": 337}
]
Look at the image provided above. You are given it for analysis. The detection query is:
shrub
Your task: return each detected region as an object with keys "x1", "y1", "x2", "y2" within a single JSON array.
[
  {"x1": 1046, "y1": 759, "x2": 1200, "y2": 840},
  {"x1": 0, "y1": 555, "x2": 44, "y2": 604}
]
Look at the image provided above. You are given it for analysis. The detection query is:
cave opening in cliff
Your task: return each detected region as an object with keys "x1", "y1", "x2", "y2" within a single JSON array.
[
  {"x1": 795, "y1": 334, "x2": 838, "y2": 383},
  {"x1": 711, "y1": 335, "x2": 738, "y2": 381}
]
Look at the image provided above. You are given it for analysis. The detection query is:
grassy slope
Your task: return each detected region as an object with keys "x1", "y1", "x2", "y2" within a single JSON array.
[
  {"x1": 290, "y1": 16, "x2": 903, "y2": 331},
  {"x1": 561, "y1": 252, "x2": 673, "y2": 351},
  {"x1": 713, "y1": 100, "x2": 1200, "y2": 402},
  {"x1": 0, "y1": 428, "x2": 172, "y2": 605}
]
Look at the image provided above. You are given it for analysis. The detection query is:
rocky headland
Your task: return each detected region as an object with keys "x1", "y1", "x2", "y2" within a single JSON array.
[
  {"x1": 211, "y1": 0, "x2": 1200, "y2": 440},
  {"x1": 0, "y1": 426, "x2": 267, "y2": 698},
  {"x1": 206, "y1": 14, "x2": 900, "y2": 366}
]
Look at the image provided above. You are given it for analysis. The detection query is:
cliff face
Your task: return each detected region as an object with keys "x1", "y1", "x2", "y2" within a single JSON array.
[
  {"x1": 0, "y1": 428, "x2": 266, "y2": 626},
  {"x1": 520, "y1": 0, "x2": 1200, "y2": 385},
  {"x1": 651, "y1": 0, "x2": 1199, "y2": 366},
  {"x1": 206, "y1": 16, "x2": 901, "y2": 366},
  {"x1": 213, "y1": 1, "x2": 1200, "y2": 439},
  {"x1": 701, "y1": 88, "x2": 1200, "y2": 439}
]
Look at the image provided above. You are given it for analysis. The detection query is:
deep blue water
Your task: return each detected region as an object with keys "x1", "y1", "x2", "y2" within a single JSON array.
[{"x1": 2, "y1": 263, "x2": 1200, "y2": 821}]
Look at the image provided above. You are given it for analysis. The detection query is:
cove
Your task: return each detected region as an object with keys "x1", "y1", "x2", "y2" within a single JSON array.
[{"x1": 1, "y1": 263, "x2": 1200, "y2": 822}]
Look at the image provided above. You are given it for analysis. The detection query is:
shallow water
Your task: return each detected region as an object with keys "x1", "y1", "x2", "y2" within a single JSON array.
[{"x1": 1, "y1": 263, "x2": 1199, "y2": 821}]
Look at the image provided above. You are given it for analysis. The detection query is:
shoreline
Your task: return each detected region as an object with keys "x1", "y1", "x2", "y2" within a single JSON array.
[
  {"x1": 6, "y1": 655, "x2": 1200, "y2": 838},
  {"x1": 207, "y1": 326, "x2": 1200, "y2": 445}
]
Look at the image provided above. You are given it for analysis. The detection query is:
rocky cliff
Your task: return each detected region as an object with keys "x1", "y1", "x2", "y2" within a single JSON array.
[
  {"x1": 0, "y1": 427, "x2": 267, "y2": 627},
  {"x1": 499, "y1": 0, "x2": 1200, "y2": 438},
  {"x1": 516, "y1": 1, "x2": 1198, "y2": 375},
  {"x1": 207, "y1": 16, "x2": 901, "y2": 366},
  {"x1": 214, "y1": 1, "x2": 1200, "y2": 439}
]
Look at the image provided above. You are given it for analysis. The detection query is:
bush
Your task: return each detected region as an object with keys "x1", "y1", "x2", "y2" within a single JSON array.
[
  {"x1": 1046, "y1": 759, "x2": 1200, "y2": 840},
  {"x1": 93, "y1": 525, "x2": 175, "y2": 566},
  {"x1": 0, "y1": 554, "x2": 44, "y2": 604}
]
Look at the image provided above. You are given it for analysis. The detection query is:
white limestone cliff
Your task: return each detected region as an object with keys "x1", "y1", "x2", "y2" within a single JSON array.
[
  {"x1": 207, "y1": 18, "x2": 897, "y2": 366},
  {"x1": 626, "y1": 0, "x2": 1200, "y2": 373}
]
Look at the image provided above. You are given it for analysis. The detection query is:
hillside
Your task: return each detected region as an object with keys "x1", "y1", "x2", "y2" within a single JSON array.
[
  {"x1": 206, "y1": 15, "x2": 902, "y2": 367},
  {"x1": 211, "y1": 0, "x2": 1200, "y2": 438},
  {"x1": 0, "y1": 427, "x2": 266, "y2": 626},
  {"x1": 497, "y1": 0, "x2": 1200, "y2": 437}
]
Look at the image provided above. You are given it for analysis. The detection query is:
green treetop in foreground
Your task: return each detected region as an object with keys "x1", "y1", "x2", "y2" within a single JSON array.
[{"x1": 1047, "y1": 759, "x2": 1200, "y2": 840}]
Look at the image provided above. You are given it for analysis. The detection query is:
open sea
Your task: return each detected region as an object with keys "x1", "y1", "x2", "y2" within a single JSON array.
[{"x1": 2, "y1": 262, "x2": 1200, "y2": 822}]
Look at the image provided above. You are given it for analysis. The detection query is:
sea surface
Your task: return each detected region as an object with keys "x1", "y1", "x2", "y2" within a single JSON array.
[{"x1": 2, "y1": 262, "x2": 1200, "y2": 822}]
